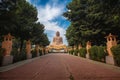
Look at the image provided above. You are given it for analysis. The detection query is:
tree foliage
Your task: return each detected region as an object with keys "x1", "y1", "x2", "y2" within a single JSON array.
[
  {"x1": 0, "y1": 0, "x2": 50, "y2": 50},
  {"x1": 64, "y1": 0, "x2": 120, "y2": 46},
  {"x1": 0, "y1": 0, "x2": 16, "y2": 35}
]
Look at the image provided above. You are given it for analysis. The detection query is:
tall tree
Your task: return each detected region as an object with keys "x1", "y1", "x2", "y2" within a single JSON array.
[
  {"x1": 0, "y1": 0, "x2": 16, "y2": 36},
  {"x1": 0, "y1": 0, "x2": 50, "y2": 50},
  {"x1": 64, "y1": 0, "x2": 88, "y2": 46},
  {"x1": 13, "y1": 0, "x2": 38, "y2": 51},
  {"x1": 64, "y1": 0, "x2": 120, "y2": 46},
  {"x1": 32, "y1": 22, "x2": 50, "y2": 46}
]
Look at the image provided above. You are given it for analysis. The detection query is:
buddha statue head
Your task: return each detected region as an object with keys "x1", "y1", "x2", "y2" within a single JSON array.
[{"x1": 56, "y1": 31, "x2": 60, "y2": 37}]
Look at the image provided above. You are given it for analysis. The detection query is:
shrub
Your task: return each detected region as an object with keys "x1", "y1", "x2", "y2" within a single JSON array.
[
  {"x1": 39, "y1": 50, "x2": 42, "y2": 56},
  {"x1": 79, "y1": 48, "x2": 86, "y2": 58},
  {"x1": 19, "y1": 49, "x2": 27, "y2": 60},
  {"x1": 74, "y1": 49, "x2": 79, "y2": 56},
  {"x1": 69, "y1": 50, "x2": 74, "y2": 55},
  {"x1": 89, "y1": 46, "x2": 98, "y2": 60},
  {"x1": 11, "y1": 48, "x2": 27, "y2": 63},
  {"x1": 31, "y1": 49, "x2": 37, "y2": 58},
  {"x1": 97, "y1": 46, "x2": 106, "y2": 62},
  {"x1": 111, "y1": 44, "x2": 120, "y2": 66},
  {"x1": 0, "y1": 48, "x2": 5, "y2": 66},
  {"x1": 89, "y1": 46, "x2": 106, "y2": 62}
]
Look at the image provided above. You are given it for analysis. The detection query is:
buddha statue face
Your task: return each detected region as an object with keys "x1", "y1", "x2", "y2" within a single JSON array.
[{"x1": 56, "y1": 31, "x2": 60, "y2": 37}]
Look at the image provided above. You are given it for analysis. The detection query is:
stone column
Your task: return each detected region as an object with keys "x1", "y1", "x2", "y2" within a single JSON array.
[
  {"x1": 35, "y1": 44, "x2": 40, "y2": 57},
  {"x1": 41, "y1": 47, "x2": 44, "y2": 55},
  {"x1": 78, "y1": 44, "x2": 82, "y2": 50},
  {"x1": 105, "y1": 33, "x2": 117, "y2": 65},
  {"x1": 86, "y1": 41, "x2": 91, "y2": 59},
  {"x1": 26, "y1": 40, "x2": 32, "y2": 59},
  {"x1": 45, "y1": 48, "x2": 49, "y2": 54},
  {"x1": 73, "y1": 45, "x2": 77, "y2": 55},
  {"x1": 78, "y1": 44, "x2": 82, "y2": 56},
  {"x1": 2, "y1": 33, "x2": 13, "y2": 66}
]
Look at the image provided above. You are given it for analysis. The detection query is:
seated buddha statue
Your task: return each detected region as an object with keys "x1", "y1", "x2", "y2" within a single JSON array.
[
  {"x1": 52, "y1": 31, "x2": 63, "y2": 46},
  {"x1": 48, "y1": 31, "x2": 67, "y2": 52},
  {"x1": 49, "y1": 31, "x2": 66, "y2": 49}
]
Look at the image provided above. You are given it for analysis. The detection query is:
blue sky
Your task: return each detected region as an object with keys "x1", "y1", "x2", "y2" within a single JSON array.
[{"x1": 26, "y1": 0, "x2": 71, "y2": 45}]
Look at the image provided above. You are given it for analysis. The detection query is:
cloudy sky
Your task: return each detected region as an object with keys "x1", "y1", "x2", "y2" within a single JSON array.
[{"x1": 26, "y1": 0, "x2": 71, "y2": 45}]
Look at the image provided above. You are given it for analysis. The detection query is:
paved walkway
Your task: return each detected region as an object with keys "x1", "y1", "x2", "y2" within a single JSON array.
[{"x1": 0, "y1": 53, "x2": 120, "y2": 80}]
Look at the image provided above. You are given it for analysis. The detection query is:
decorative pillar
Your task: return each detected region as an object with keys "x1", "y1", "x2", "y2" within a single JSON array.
[
  {"x1": 26, "y1": 40, "x2": 32, "y2": 59},
  {"x1": 73, "y1": 45, "x2": 77, "y2": 55},
  {"x1": 78, "y1": 44, "x2": 82, "y2": 56},
  {"x1": 35, "y1": 44, "x2": 40, "y2": 57},
  {"x1": 74, "y1": 45, "x2": 77, "y2": 50},
  {"x1": 78, "y1": 44, "x2": 82, "y2": 50},
  {"x1": 41, "y1": 47, "x2": 44, "y2": 55},
  {"x1": 45, "y1": 47, "x2": 49, "y2": 54},
  {"x1": 105, "y1": 33, "x2": 117, "y2": 65},
  {"x1": 2, "y1": 33, "x2": 13, "y2": 66},
  {"x1": 86, "y1": 41, "x2": 91, "y2": 59}
]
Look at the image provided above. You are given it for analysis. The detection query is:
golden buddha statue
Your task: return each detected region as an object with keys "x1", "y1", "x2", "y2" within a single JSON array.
[
  {"x1": 48, "y1": 31, "x2": 67, "y2": 51},
  {"x1": 52, "y1": 31, "x2": 63, "y2": 46}
]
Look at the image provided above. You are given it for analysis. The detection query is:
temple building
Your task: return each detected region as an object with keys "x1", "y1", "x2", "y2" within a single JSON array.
[{"x1": 47, "y1": 31, "x2": 67, "y2": 52}]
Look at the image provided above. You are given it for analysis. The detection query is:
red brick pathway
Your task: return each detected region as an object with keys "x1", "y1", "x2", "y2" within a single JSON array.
[{"x1": 0, "y1": 53, "x2": 120, "y2": 80}]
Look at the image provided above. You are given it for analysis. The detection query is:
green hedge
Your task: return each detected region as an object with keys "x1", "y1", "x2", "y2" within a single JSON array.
[
  {"x1": 79, "y1": 48, "x2": 86, "y2": 58},
  {"x1": 89, "y1": 46, "x2": 106, "y2": 62},
  {"x1": 31, "y1": 50, "x2": 37, "y2": 58},
  {"x1": 69, "y1": 50, "x2": 74, "y2": 55},
  {"x1": 74, "y1": 49, "x2": 79, "y2": 56},
  {"x1": 39, "y1": 50, "x2": 42, "y2": 56},
  {"x1": 111, "y1": 44, "x2": 120, "y2": 66},
  {"x1": 11, "y1": 48, "x2": 27, "y2": 63},
  {"x1": 0, "y1": 48, "x2": 5, "y2": 66}
]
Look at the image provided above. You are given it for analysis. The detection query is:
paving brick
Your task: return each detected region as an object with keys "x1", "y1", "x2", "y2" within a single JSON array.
[{"x1": 0, "y1": 53, "x2": 120, "y2": 80}]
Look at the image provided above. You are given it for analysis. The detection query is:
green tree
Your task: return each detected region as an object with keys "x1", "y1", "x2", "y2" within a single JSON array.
[
  {"x1": 64, "y1": 0, "x2": 120, "y2": 46},
  {"x1": 13, "y1": 0, "x2": 38, "y2": 51},
  {"x1": 31, "y1": 22, "x2": 50, "y2": 46},
  {"x1": 0, "y1": 0, "x2": 50, "y2": 52},
  {"x1": 64, "y1": 0, "x2": 88, "y2": 46},
  {"x1": 0, "y1": 0, "x2": 16, "y2": 36},
  {"x1": 66, "y1": 23, "x2": 77, "y2": 46}
]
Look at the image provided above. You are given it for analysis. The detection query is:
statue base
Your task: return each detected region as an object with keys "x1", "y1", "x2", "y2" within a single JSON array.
[
  {"x1": 86, "y1": 54, "x2": 90, "y2": 59},
  {"x1": 50, "y1": 50, "x2": 65, "y2": 53},
  {"x1": 106, "y1": 56, "x2": 115, "y2": 65},
  {"x1": 27, "y1": 53, "x2": 32, "y2": 59},
  {"x1": 2, "y1": 55, "x2": 13, "y2": 66},
  {"x1": 78, "y1": 53, "x2": 80, "y2": 57}
]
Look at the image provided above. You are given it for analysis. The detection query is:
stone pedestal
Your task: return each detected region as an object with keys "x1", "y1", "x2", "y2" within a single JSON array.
[
  {"x1": 86, "y1": 54, "x2": 90, "y2": 59},
  {"x1": 106, "y1": 56, "x2": 115, "y2": 65},
  {"x1": 78, "y1": 53, "x2": 80, "y2": 57},
  {"x1": 27, "y1": 54, "x2": 32, "y2": 59},
  {"x1": 2, "y1": 55, "x2": 13, "y2": 66}
]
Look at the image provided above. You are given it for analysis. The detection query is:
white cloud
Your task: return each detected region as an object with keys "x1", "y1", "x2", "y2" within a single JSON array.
[
  {"x1": 37, "y1": 3, "x2": 68, "y2": 45},
  {"x1": 37, "y1": 4, "x2": 62, "y2": 22},
  {"x1": 27, "y1": 0, "x2": 69, "y2": 45}
]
